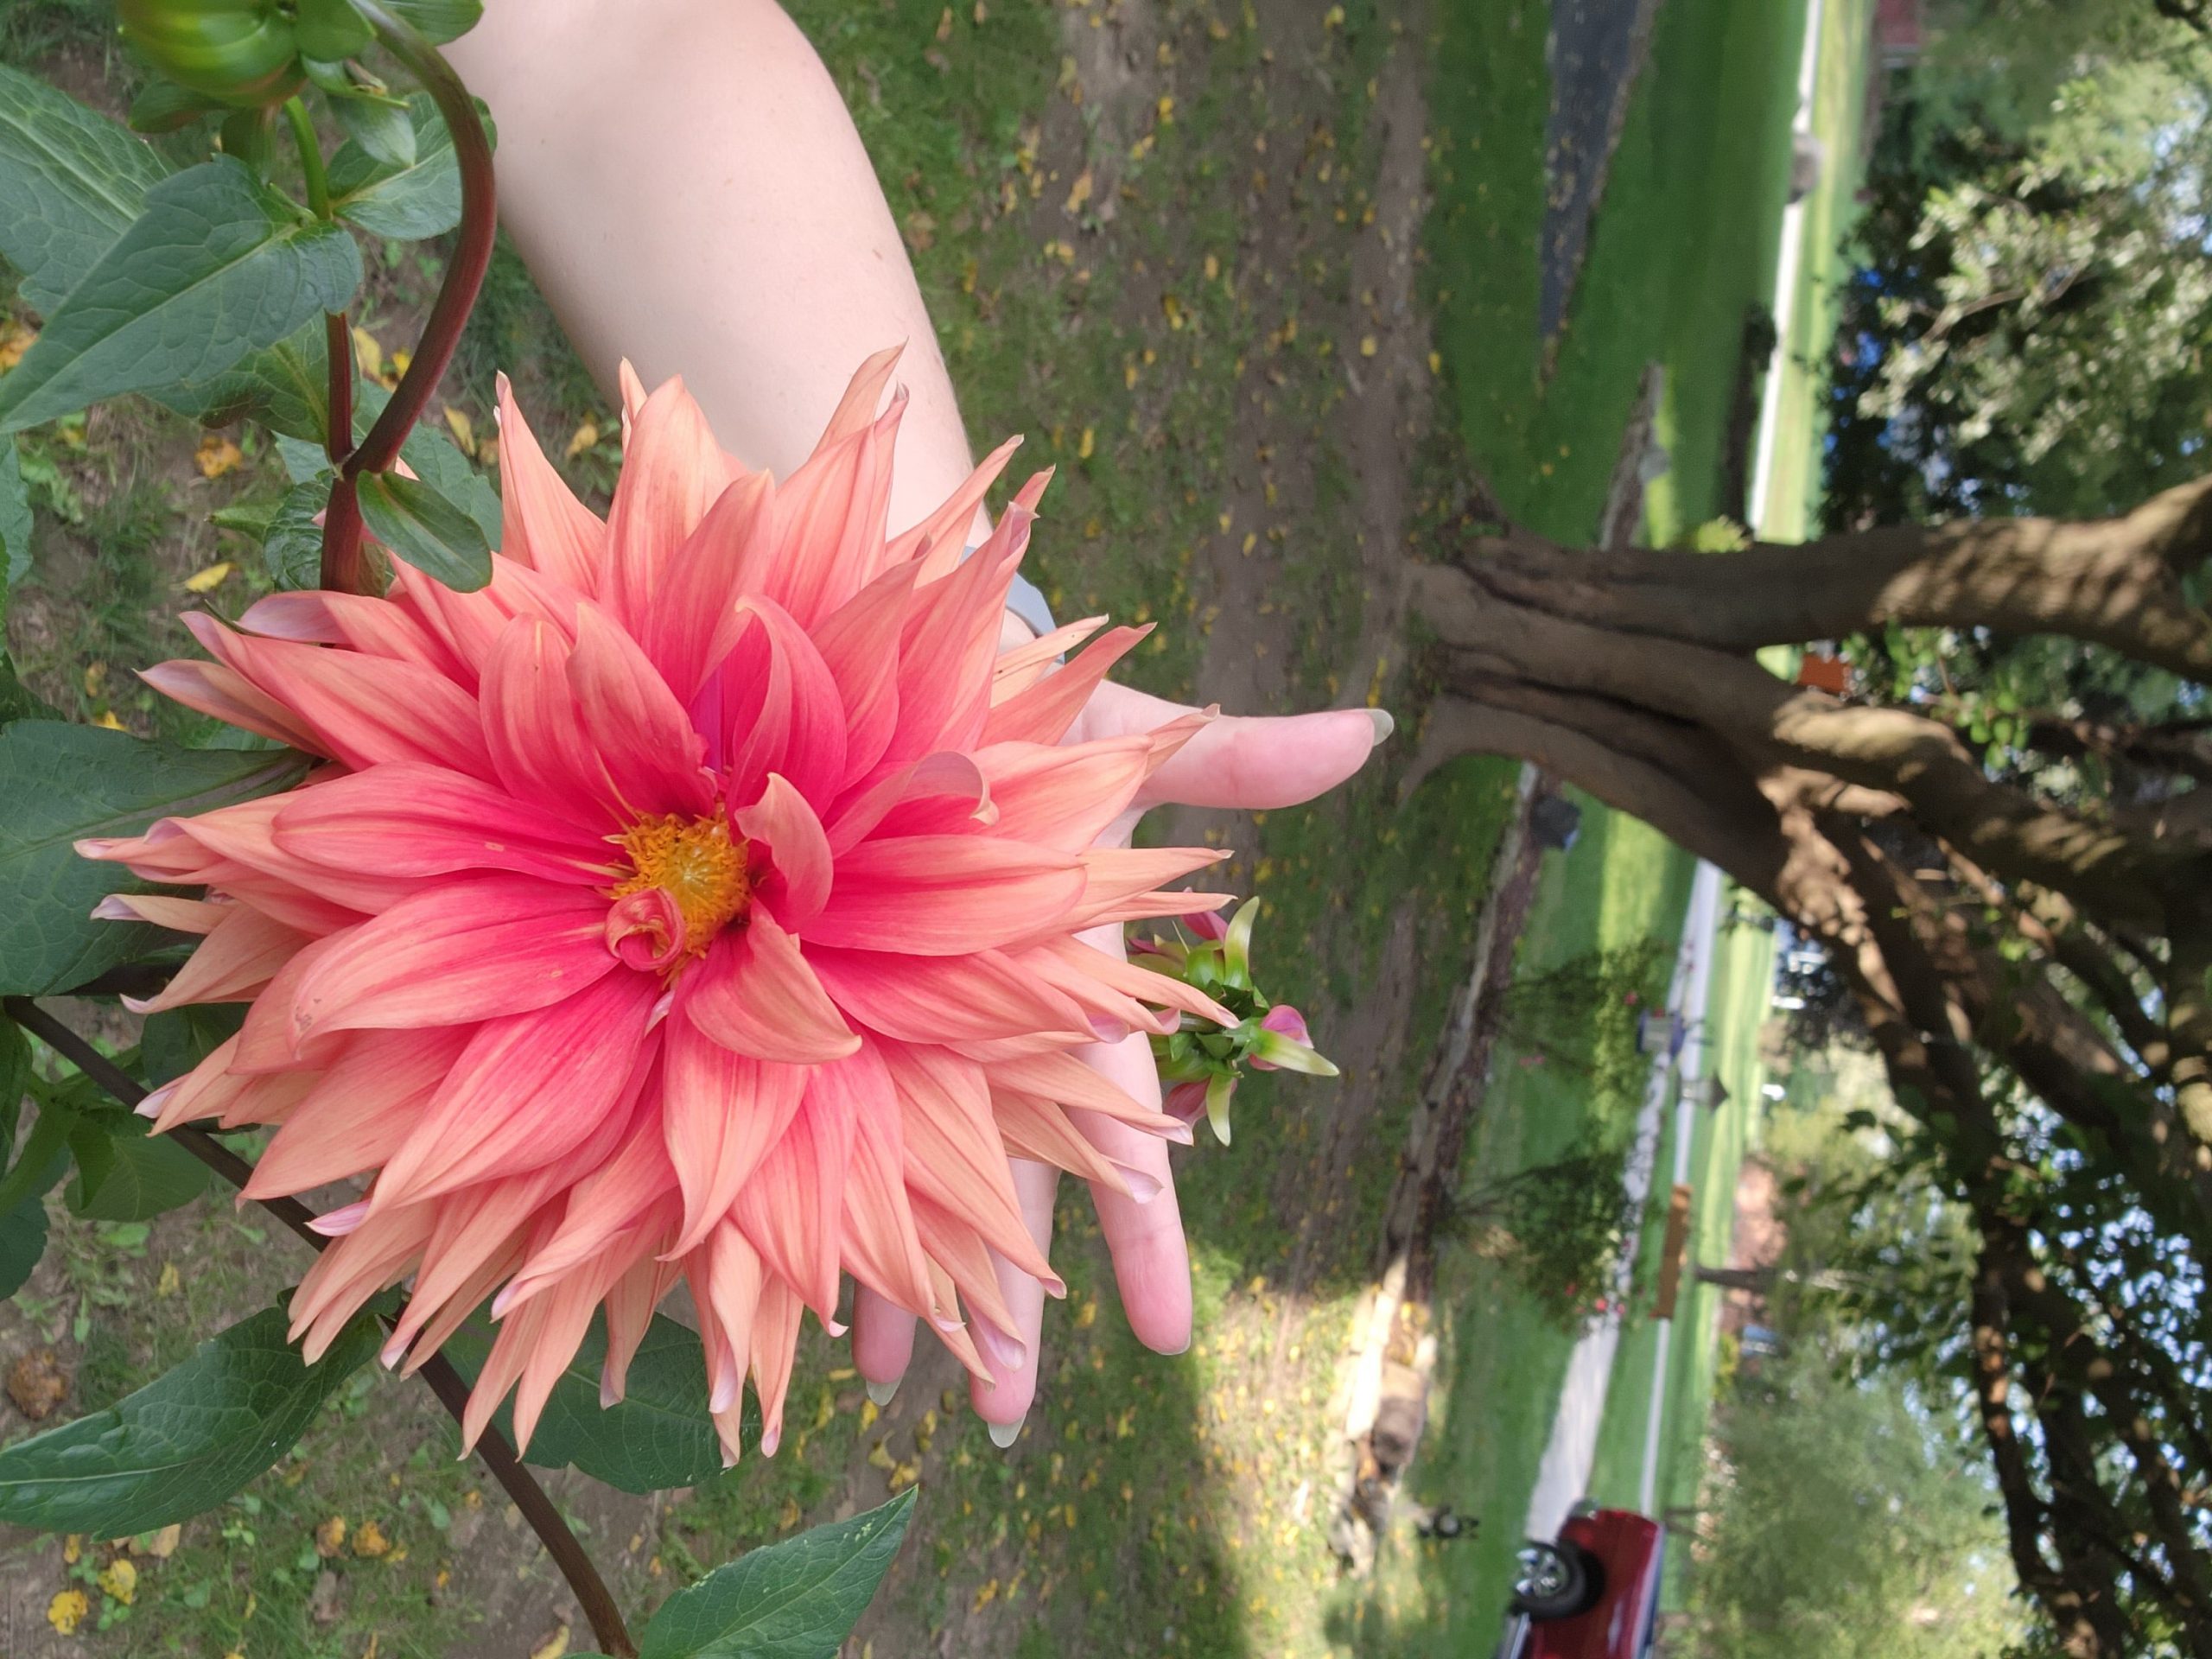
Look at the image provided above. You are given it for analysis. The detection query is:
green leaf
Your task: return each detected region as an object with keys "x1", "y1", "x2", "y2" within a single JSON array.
[
  {"x1": 331, "y1": 91, "x2": 416, "y2": 170},
  {"x1": 356, "y1": 470, "x2": 491, "y2": 591},
  {"x1": 0, "y1": 1020, "x2": 29, "y2": 1165},
  {"x1": 639, "y1": 1491, "x2": 917, "y2": 1659},
  {"x1": 284, "y1": 381, "x2": 499, "y2": 546},
  {"x1": 127, "y1": 81, "x2": 222, "y2": 136},
  {"x1": 142, "y1": 1006, "x2": 245, "y2": 1088},
  {"x1": 295, "y1": 0, "x2": 375, "y2": 60},
  {"x1": 0, "y1": 655, "x2": 59, "y2": 728},
  {"x1": 442, "y1": 1314, "x2": 741, "y2": 1493},
  {"x1": 0, "y1": 722, "x2": 310, "y2": 996},
  {"x1": 328, "y1": 94, "x2": 474, "y2": 239},
  {"x1": 0, "y1": 63, "x2": 170, "y2": 313},
  {"x1": 0, "y1": 1304, "x2": 379, "y2": 1535},
  {"x1": 264, "y1": 478, "x2": 332, "y2": 590},
  {"x1": 67, "y1": 1122, "x2": 211, "y2": 1223},
  {"x1": 383, "y1": 0, "x2": 484, "y2": 43},
  {"x1": 0, "y1": 441, "x2": 30, "y2": 588},
  {"x1": 160, "y1": 322, "x2": 334, "y2": 443},
  {"x1": 0, "y1": 1192, "x2": 48, "y2": 1300},
  {"x1": 0, "y1": 159, "x2": 363, "y2": 435}
]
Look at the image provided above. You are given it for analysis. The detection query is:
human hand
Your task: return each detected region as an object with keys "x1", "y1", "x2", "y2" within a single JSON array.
[{"x1": 847, "y1": 675, "x2": 1391, "y2": 1436}]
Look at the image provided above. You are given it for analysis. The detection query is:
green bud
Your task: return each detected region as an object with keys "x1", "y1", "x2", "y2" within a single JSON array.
[{"x1": 119, "y1": 0, "x2": 304, "y2": 111}]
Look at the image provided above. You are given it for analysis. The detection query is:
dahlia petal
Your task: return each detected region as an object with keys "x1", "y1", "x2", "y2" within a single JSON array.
[
  {"x1": 124, "y1": 905, "x2": 310, "y2": 1014},
  {"x1": 884, "y1": 434, "x2": 1021, "y2": 574},
  {"x1": 606, "y1": 375, "x2": 741, "y2": 642},
  {"x1": 1071, "y1": 887, "x2": 1240, "y2": 927},
  {"x1": 842, "y1": 1090, "x2": 937, "y2": 1318},
  {"x1": 480, "y1": 618, "x2": 627, "y2": 832},
  {"x1": 759, "y1": 391, "x2": 904, "y2": 626},
  {"x1": 499, "y1": 1114, "x2": 679, "y2": 1313},
  {"x1": 884, "y1": 511, "x2": 1027, "y2": 762},
  {"x1": 816, "y1": 343, "x2": 905, "y2": 449},
  {"x1": 497, "y1": 371, "x2": 607, "y2": 593},
  {"x1": 319, "y1": 589, "x2": 471, "y2": 677},
  {"x1": 513, "y1": 1247, "x2": 640, "y2": 1454},
  {"x1": 91, "y1": 893, "x2": 226, "y2": 933},
  {"x1": 602, "y1": 1253, "x2": 681, "y2": 1406},
  {"x1": 936, "y1": 738, "x2": 1153, "y2": 850},
  {"x1": 734, "y1": 773, "x2": 832, "y2": 925},
  {"x1": 806, "y1": 836, "x2": 1084, "y2": 955},
  {"x1": 909, "y1": 1194, "x2": 1027, "y2": 1344},
  {"x1": 243, "y1": 1027, "x2": 472, "y2": 1200},
  {"x1": 808, "y1": 560, "x2": 918, "y2": 785},
  {"x1": 272, "y1": 764, "x2": 619, "y2": 883},
  {"x1": 990, "y1": 614, "x2": 1108, "y2": 700},
  {"x1": 1073, "y1": 846, "x2": 1235, "y2": 912},
  {"x1": 987, "y1": 1050, "x2": 1173, "y2": 1129},
  {"x1": 642, "y1": 468, "x2": 772, "y2": 701},
  {"x1": 164, "y1": 795, "x2": 418, "y2": 921},
  {"x1": 567, "y1": 602, "x2": 715, "y2": 818},
  {"x1": 883, "y1": 1041, "x2": 1060, "y2": 1287},
  {"x1": 824, "y1": 751, "x2": 995, "y2": 856},
  {"x1": 394, "y1": 556, "x2": 581, "y2": 689},
  {"x1": 1034, "y1": 934, "x2": 1238, "y2": 1029},
  {"x1": 991, "y1": 1092, "x2": 1139, "y2": 1198},
  {"x1": 663, "y1": 1011, "x2": 808, "y2": 1257},
  {"x1": 748, "y1": 1273, "x2": 805, "y2": 1457},
  {"x1": 229, "y1": 933, "x2": 348, "y2": 1074},
  {"x1": 810, "y1": 947, "x2": 1091, "y2": 1045},
  {"x1": 682, "y1": 912, "x2": 859, "y2": 1065},
  {"x1": 289, "y1": 876, "x2": 616, "y2": 1043},
  {"x1": 734, "y1": 1064, "x2": 862, "y2": 1321},
  {"x1": 370, "y1": 969, "x2": 660, "y2": 1211},
  {"x1": 385, "y1": 1178, "x2": 562, "y2": 1369},
  {"x1": 461, "y1": 1296, "x2": 550, "y2": 1453},
  {"x1": 137, "y1": 660, "x2": 324, "y2": 753},
  {"x1": 979, "y1": 624, "x2": 1152, "y2": 747},
  {"x1": 236, "y1": 591, "x2": 346, "y2": 644},
  {"x1": 716, "y1": 599, "x2": 849, "y2": 810},
  {"x1": 289, "y1": 1205, "x2": 435, "y2": 1361},
  {"x1": 143, "y1": 1033, "x2": 316, "y2": 1135},
  {"x1": 188, "y1": 616, "x2": 493, "y2": 776},
  {"x1": 687, "y1": 1219, "x2": 764, "y2": 1433}
]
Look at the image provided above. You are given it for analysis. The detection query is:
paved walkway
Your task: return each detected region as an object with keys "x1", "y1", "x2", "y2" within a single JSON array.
[{"x1": 1522, "y1": 861, "x2": 1723, "y2": 1540}]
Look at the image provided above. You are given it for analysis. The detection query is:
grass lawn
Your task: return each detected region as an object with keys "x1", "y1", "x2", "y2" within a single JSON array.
[
  {"x1": 1757, "y1": 0, "x2": 1877, "y2": 540},
  {"x1": 1583, "y1": 916, "x2": 1777, "y2": 1609},
  {"x1": 0, "y1": 0, "x2": 1815, "y2": 1650}
]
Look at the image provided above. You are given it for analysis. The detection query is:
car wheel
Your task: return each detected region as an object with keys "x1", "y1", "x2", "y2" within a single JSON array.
[{"x1": 1511, "y1": 1540, "x2": 1598, "y2": 1620}]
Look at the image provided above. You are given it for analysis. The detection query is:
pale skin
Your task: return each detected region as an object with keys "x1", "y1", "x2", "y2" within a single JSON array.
[{"x1": 448, "y1": 0, "x2": 1388, "y2": 1434}]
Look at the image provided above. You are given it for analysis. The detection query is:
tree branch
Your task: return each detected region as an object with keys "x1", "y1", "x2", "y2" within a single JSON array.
[{"x1": 1451, "y1": 471, "x2": 2212, "y2": 677}]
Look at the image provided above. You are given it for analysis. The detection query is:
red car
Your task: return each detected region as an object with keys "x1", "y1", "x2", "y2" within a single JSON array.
[{"x1": 1496, "y1": 1507, "x2": 1665, "y2": 1659}]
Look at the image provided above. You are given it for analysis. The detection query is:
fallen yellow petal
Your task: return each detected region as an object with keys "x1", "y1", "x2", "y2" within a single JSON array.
[
  {"x1": 353, "y1": 1519, "x2": 391, "y2": 1559},
  {"x1": 528, "y1": 1624, "x2": 571, "y2": 1659},
  {"x1": 140, "y1": 1522, "x2": 182, "y2": 1558},
  {"x1": 48, "y1": 1588, "x2": 89, "y2": 1634},
  {"x1": 183, "y1": 561, "x2": 233, "y2": 594},
  {"x1": 194, "y1": 435, "x2": 244, "y2": 480},
  {"x1": 315, "y1": 1515, "x2": 347, "y2": 1558},
  {"x1": 442, "y1": 406, "x2": 475, "y2": 457},
  {"x1": 99, "y1": 1557, "x2": 137, "y2": 1605},
  {"x1": 565, "y1": 419, "x2": 600, "y2": 461}
]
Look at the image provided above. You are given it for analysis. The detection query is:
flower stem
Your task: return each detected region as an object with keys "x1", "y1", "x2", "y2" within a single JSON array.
[
  {"x1": 282, "y1": 97, "x2": 363, "y2": 583},
  {"x1": 1, "y1": 997, "x2": 639, "y2": 1659},
  {"x1": 344, "y1": 1, "x2": 497, "y2": 484}
]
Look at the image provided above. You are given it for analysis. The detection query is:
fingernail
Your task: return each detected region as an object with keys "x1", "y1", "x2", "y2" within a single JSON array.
[
  {"x1": 866, "y1": 1376, "x2": 901, "y2": 1408},
  {"x1": 988, "y1": 1415, "x2": 1025, "y2": 1450},
  {"x1": 1366, "y1": 708, "x2": 1395, "y2": 744}
]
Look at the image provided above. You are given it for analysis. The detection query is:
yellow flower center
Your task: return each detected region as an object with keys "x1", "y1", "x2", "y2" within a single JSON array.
[{"x1": 611, "y1": 810, "x2": 752, "y2": 952}]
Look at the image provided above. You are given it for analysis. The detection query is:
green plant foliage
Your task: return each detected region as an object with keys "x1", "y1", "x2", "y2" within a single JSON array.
[
  {"x1": 638, "y1": 1491, "x2": 916, "y2": 1659},
  {"x1": 0, "y1": 158, "x2": 363, "y2": 434},
  {"x1": 0, "y1": 722, "x2": 310, "y2": 995},
  {"x1": 0, "y1": 1304, "x2": 381, "y2": 1536},
  {"x1": 327, "y1": 93, "x2": 471, "y2": 238},
  {"x1": 0, "y1": 60, "x2": 172, "y2": 313},
  {"x1": 442, "y1": 1314, "x2": 746, "y2": 1494},
  {"x1": 66, "y1": 1119, "x2": 212, "y2": 1222},
  {"x1": 355, "y1": 467, "x2": 493, "y2": 590}
]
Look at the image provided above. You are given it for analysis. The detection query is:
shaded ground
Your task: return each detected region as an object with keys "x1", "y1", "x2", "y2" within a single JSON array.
[{"x1": 1540, "y1": 0, "x2": 1667, "y2": 342}]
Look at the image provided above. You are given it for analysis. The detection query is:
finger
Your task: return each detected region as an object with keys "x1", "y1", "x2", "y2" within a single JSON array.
[
  {"x1": 850, "y1": 1286, "x2": 916, "y2": 1405},
  {"x1": 1084, "y1": 682, "x2": 1390, "y2": 810},
  {"x1": 969, "y1": 1156, "x2": 1059, "y2": 1440},
  {"x1": 1077, "y1": 1029, "x2": 1193, "y2": 1355}
]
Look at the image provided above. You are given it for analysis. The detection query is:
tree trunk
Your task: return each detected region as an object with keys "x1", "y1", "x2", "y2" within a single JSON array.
[{"x1": 1692, "y1": 1263, "x2": 1774, "y2": 1294}]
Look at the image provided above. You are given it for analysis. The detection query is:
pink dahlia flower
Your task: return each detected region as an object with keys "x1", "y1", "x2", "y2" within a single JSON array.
[{"x1": 79, "y1": 349, "x2": 1243, "y2": 1464}]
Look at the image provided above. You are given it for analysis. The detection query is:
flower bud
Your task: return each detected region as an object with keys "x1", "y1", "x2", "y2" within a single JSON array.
[
  {"x1": 119, "y1": 0, "x2": 303, "y2": 111},
  {"x1": 1135, "y1": 899, "x2": 1336, "y2": 1145}
]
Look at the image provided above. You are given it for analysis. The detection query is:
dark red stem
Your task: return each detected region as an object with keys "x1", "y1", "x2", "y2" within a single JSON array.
[
  {"x1": 1, "y1": 997, "x2": 637, "y2": 1659},
  {"x1": 319, "y1": 471, "x2": 367, "y2": 594},
  {"x1": 343, "y1": 3, "x2": 497, "y2": 484}
]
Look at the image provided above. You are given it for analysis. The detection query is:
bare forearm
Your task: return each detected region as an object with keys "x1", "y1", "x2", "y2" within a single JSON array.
[{"x1": 448, "y1": 0, "x2": 984, "y2": 541}]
